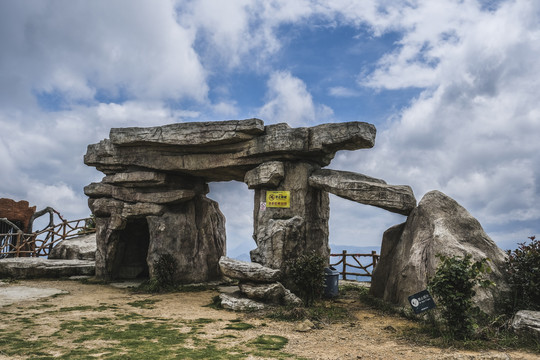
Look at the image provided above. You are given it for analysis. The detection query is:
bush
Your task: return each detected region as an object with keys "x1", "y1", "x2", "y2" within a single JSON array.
[
  {"x1": 154, "y1": 253, "x2": 178, "y2": 289},
  {"x1": 505, "y1": 235, "x2": 540, "y2": 312},
  {"x1": 288, "y1": 251, "x2": 326, "y2": 307},
  {"x1": 428, "y1": 254, "x2": 493, "y2": 340}
]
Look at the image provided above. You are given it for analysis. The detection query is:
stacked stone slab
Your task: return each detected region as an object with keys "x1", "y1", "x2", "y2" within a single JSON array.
[
  {"x1": 84, "y1": 118, "x2": 417, "y2": 283},
  {"x1": 218, "y1": 257, "x2": 302, "y2": 310}
]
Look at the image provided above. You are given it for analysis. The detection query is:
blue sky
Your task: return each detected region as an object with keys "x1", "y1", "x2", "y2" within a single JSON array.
[{"x1": 1, "y1": 0, "x2": 538, "y2": 254}]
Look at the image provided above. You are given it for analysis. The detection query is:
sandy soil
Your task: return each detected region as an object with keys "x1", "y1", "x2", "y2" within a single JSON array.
[{"x1": 0, "y1": 279, "x2": 537, "y2": 360}]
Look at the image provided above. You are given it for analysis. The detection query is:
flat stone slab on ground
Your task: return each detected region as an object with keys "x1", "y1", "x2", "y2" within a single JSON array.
[
  {"x1": 0, "y1": 258, "x2": 95, "y2": 278},
  {"x1": 0, "y1": 286, "x2": 67, "y2": 307}
]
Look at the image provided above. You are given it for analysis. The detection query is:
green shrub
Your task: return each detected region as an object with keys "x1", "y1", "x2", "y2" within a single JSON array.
[
  {"x1": 505, "y1": 235, "x2": 540, "y2": 312},
  {"x1": 288, "y1": 251, "x2": 326, "y2": 307},
  {"x1": 154, "y1": 253, "x2": 178, "y2": 289},
  {"x1": 428, "y1": 254, "x2": 493, "y2": 340}
]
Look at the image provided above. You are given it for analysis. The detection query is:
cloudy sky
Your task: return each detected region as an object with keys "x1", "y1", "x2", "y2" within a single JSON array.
[{"x1": 1, "y1": 0, "x2": 538, "y2": 254}]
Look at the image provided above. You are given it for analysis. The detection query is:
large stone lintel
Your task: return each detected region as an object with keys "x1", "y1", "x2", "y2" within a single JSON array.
[
  {"x1": 110, "y1": 118, "x2": 265, "y2": 147},
  {"x1": 309, "y1": 169, "x2": 416, "y2": 215},
  {"x1": 84, "y1": 120, "x2": 378, "y2": 181}
]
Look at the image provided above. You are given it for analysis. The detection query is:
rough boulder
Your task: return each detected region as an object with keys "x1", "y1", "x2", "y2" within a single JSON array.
[{"x1": 370, "y1": 190, "x2": 509, "y2": 314}]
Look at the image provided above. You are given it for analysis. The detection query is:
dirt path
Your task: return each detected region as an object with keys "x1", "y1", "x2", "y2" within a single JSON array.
[{"x1": 0, "y1": 279, "x2": 537, "y2": 360}]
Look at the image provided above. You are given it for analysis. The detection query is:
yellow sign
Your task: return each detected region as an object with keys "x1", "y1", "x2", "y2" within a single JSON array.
[{"x1": 266, "y1": 191, "x2": 290, "y2": 208}]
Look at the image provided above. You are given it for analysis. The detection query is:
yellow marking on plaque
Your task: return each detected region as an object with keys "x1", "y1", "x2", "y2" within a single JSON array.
[{"x1": 266, "y1": 191, "x2": 290, "y2": 208}]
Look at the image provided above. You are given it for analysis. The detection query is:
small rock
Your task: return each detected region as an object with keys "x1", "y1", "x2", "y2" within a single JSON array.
[
  {"x1": 383, "y1": 325, "x2": 397, "y2": 333},
  {"x1": 219, "y1": 293, "x2": 266, "y2": 311},
  {"x1": 295, "y1": 319, "x2": 315, "y2": 332}
]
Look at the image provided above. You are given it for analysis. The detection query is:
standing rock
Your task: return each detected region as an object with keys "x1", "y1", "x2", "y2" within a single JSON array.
[
  {"x1": 370, "y1": 190, "x2": 509, "y2": 314},
  {"x1": 146, "y1": 196, "x2": 225, "y2": 284},
  {"x1": 251, "y1": 161, "x2": 330, "y2": 282}
]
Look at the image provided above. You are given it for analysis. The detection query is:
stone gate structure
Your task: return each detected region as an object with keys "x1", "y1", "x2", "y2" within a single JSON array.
[{"x1": 84, "y1": 119, "x2": 416, "y2": 282}]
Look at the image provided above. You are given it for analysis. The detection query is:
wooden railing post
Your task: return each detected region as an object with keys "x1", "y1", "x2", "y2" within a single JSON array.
[
  {"x1": 372, "y1": 250, "x2": 378, "y2": 268},
  {"x1": 15, "y1": 231, "x2": 22, "y2": 257},
  {"x1": 342, "y1": 250, "x2": 347, "y2": 280}
]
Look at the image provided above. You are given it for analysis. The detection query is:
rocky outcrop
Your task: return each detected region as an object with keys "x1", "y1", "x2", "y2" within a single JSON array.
[
  {"x1": 370, "y1": 190, "x2": 509, "y2": 314},
  {"x1": 218, "y1": 257, "x2": 302, "y2": 310},
  {"x1": 146, "y1": 196, "x2": 225, "y2": 284},
  {"x1": 251, "y1": 162, "x2": 330, "y2": 283},
  {"x1": 511, "y1": 310, "x2": 540, "y2": 340},
  {"x1": 219, "y1": 293, "x2": 266, "y2": 311},
  {"x1": 308, "y1": 169, "x2": 416, "y2": 215},
  {"x1": 219, "y1": 257, "x2": 281, "y2": 282},
  {"x1": 49, "y1": 233, "x2": 97, "y2": 260}
]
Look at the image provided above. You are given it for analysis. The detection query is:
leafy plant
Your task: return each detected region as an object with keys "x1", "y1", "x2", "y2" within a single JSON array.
[
  {"x1": 154, "y1": 253, "x2": 178, "y2": 289},
  {"x1": 428, "y1": 254, "x2": 493, "y2": 340},
  {"x1": 505, "y1": 235, "x2": 540, "y2": 312},
  {"x1": 288, "y1": 251, "x2": 326, "y2": 306}
]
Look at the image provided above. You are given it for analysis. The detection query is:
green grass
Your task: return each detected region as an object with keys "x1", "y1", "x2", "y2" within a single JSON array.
[
  {"x1": 251, "y1": 334, "x2": 289, "y2": 350},
  {"x1": 127, "y1": 299, "x2": 159, "y2": 309},
  {"x1": 225, "y1": 321, "x2": 255, "y2": 330}
]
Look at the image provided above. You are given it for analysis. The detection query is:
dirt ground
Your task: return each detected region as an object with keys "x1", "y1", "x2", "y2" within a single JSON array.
[{"x1": 0, "y1": 279, "x2": 537, "y2": 360}]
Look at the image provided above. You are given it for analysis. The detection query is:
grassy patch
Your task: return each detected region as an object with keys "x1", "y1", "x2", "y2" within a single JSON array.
[
  {"x1": 225, "y1": 322, "x2": 254, "y2": 330},
  {"x1": 127, "y1": 299, "x2": 159, "y2": 309},
  {"x1": 251, "y1": 335, "x2": 288, "y2": 350}
]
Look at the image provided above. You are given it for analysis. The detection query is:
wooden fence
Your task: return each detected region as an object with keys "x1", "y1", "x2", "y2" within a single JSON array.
[
  {"x1": 0, "y1": 217, "x2": 95, "y2": 258},
  {"x1": 330, "y1": 250, "x2": 380, "y2": 280}
]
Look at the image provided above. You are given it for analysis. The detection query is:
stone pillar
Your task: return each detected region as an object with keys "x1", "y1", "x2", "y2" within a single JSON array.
[
  {"x1": 146, "y1": 195, "x2": 226, "y2": 284},
  {"x1": 248, "y1": 161, "x2": 330, "y2": 278}
]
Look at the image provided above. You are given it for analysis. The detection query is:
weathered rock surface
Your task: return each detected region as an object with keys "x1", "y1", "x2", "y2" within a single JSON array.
[
  {"x1": 85, "y1": 119, "x2": 376, "y2": 181},
  {"x1": 511, "y1": 310, "x2": 540, "y2": 340},
  {"x1": 219, "y1": 292, "x2": 266, "y2": 311},
  {"x1": 219, "y1": 257, "x2": 281, "y2": 283},
  {"x1": 370, "y1": 190, "x2": 509, "y2": 314},
  {"x1": 239, "y1": 282, "x2": 286, "y2": 303},
  {"x1": 309, "y1": 169, "x2": 416, "y2": 215},
  {"x1": 49, "y1": 233, "x2": 97, "y2": 260},
  {"x1": 244, "y1": 161, "x2": 284, "y2": 189},
  {"x1": 110, "y1": 118, "x2": 265, "y2": 147},
  {"x1": 0, "y1": 258, "x2": 95, "y2": 278},
  {"x1": 146, "y1": 196, "x2": 226, "y2": 283},
  {"x1": 251, "y1": 162, "x2": 330, "y2": 282}
]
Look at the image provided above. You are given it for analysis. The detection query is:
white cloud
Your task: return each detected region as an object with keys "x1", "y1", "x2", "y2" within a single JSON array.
[
  {"x1": 0, "y1": 0, "x2": 208, "y2": 109},
  {"x1": 328, "y1": 86, "x2": 361, "y2": 98},
  {"x1": 259, "y1": 71, "x2": 333, "y2": 126},
  {"x1": 334, "y1": 0, "x2": 540, "y2": 240}
]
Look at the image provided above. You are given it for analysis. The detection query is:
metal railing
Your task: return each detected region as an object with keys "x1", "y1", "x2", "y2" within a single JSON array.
[{"x1": 330, "y1": 250, "x2": 379, "y2": 280}]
